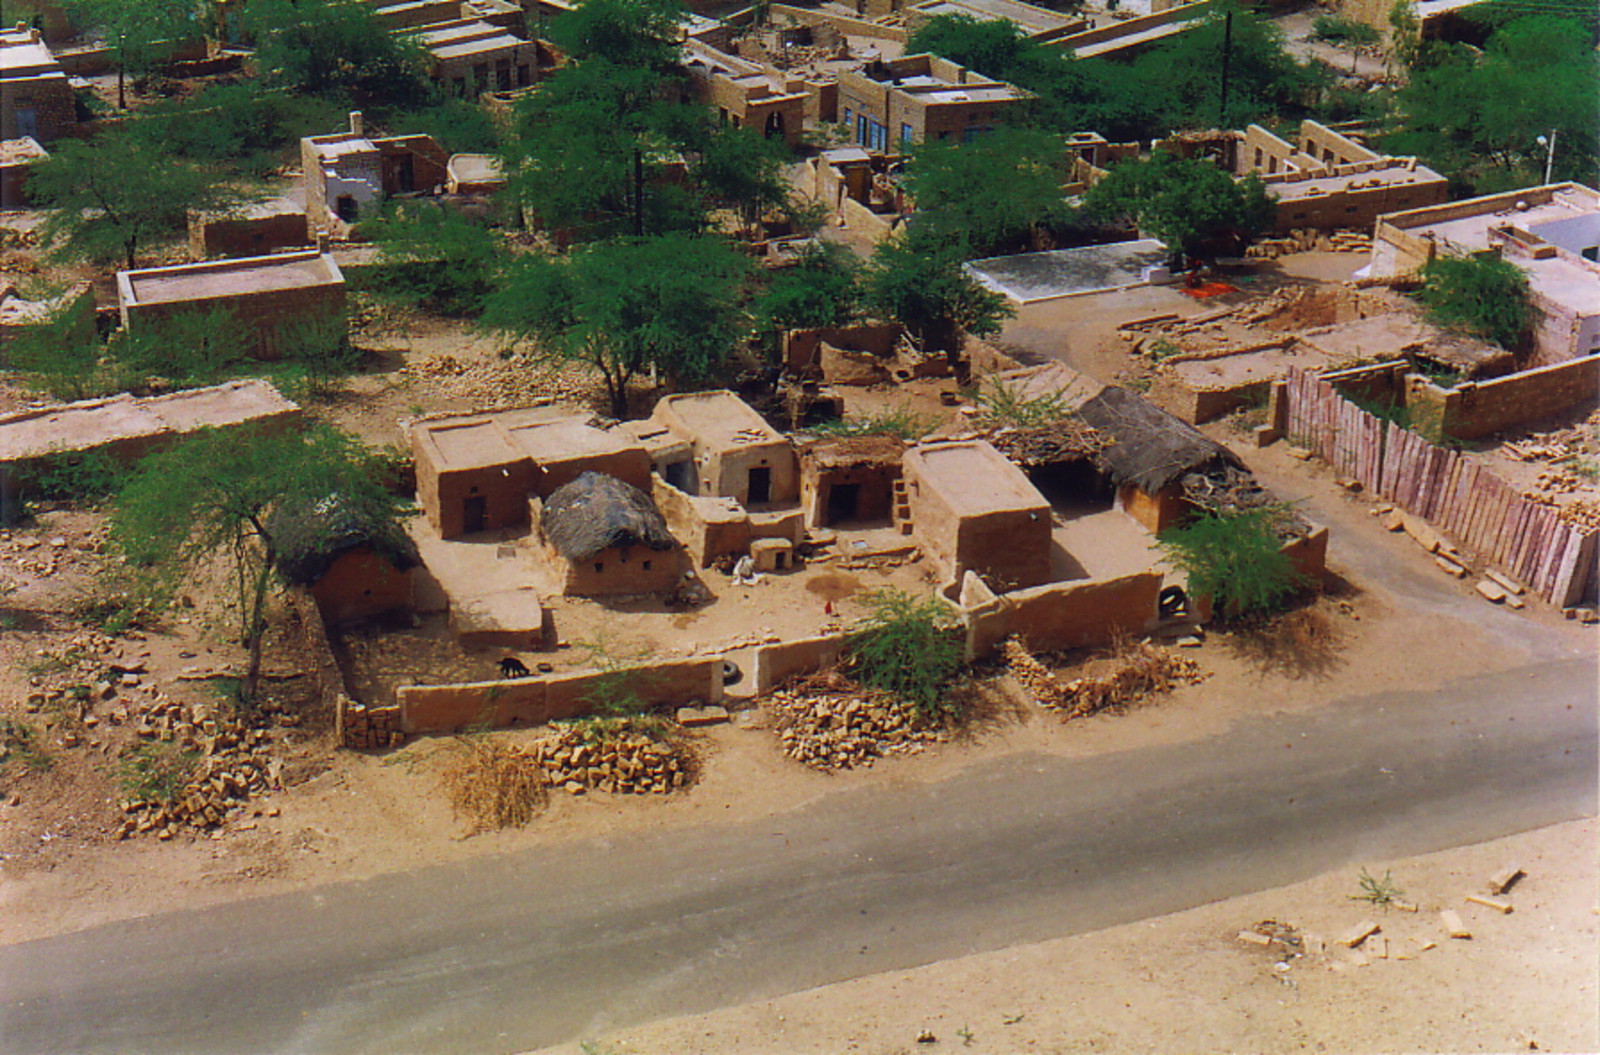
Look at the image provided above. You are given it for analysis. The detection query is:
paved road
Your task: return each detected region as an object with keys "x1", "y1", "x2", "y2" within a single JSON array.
[{"x1": 2, "y1": 656, "x2": 1593, "y2": 1054}]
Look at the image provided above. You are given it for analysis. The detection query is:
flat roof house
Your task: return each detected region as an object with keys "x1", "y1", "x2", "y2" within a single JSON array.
[
  {"x1": 837, "y1": 54, "x2": 1023, "y2": 151},
  {"x1": 1367, "y1": 183, "x2": 1600, "y2": 366},
  {"x1": 301, "y1": 112, "x2": 450, "y2": 237},
  {"x1": 648, "y1": 390, "x2": 799, "y2": 508},
  {"x1": 681, "y1": 39, "x2": 808, "y2": 148},
  {"x1": 407, "y1": 18, "x2": 538, "y2": 98},
  {"x1": 115, "y1": 251, "x2": 347, "y2": 359},
  {"x1": 1, "y1": 25, "x2": 74, "y2": 143},
  {"x1": 902, "y1": 439, "x2": 1053, "y2": 590}
]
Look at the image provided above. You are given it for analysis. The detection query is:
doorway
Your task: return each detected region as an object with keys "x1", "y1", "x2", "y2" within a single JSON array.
[
  {"x1": 747, "y1": 466, "x2": 771, "y2": 505},
  {"x1": 462, "y1": 494, "x2": 487, "y2": 534},
  {"x1": 826, "y1": 482, "x2": 859, "y2": 525}
]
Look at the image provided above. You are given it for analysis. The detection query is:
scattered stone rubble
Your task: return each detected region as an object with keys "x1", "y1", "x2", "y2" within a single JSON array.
[
  {"x1": 1246, "y1": 227, "x2": 1372, "y2": 259},
  {"x1": 767, "y1": 672, "x2": 947, "y2": 771},
  {"x1": 118, "y1": 703, "x2": 280, "y2": 838},
  {"x1": 1001, "y1": 636, "x2": 1206, "y2": 718}
]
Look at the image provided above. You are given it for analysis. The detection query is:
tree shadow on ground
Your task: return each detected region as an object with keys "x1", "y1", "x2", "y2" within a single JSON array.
[{"x1": 1220, "y1": 602, "x2": 1348, "y2": 681}]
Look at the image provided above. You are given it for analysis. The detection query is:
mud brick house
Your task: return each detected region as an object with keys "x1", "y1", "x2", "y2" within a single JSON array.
[
  {"x1": 411, "y1": 410, "x2": 652, "y2": 539},
  {"x1": 902, "y1": 439, "x2": 1054, "y2": 590},
  {"x1": 187, "y1": 195, "x2": 310, "y2": 260},
  {"x1": 301, "y1": 113, "x2": 450, "y2": 238},
  {"x1": 1366, "y1": 183, "x2": 1600, "y2": 366},
  {"x1": 1, "y1": 26, "x2": 74, "y2": 143},
  {"x1": 115, "y1": 251, "x2": 347, "y2": 360},
  {"x1": 799, "y1": 435, "x2": 904, "y2": 528},
  {"x1": 0, "y1": 380, "x2": 300, "y2": 516},
  {"x1": 534, "y1": 471, "x2": 686, "y2": 597},
  {"x1": 0, "y1": 135, "x2": 47, "y2": 206},
  {"x1": 646, "y1": 390, "x2": 800, "y2": 508},
  {"x1": 837, "y1": 54, "x2": 1023, "y2": 150},
  {"x1": 681, "y1": 39, "x2": 808, "y2": 147},
  {"x1": 271, "y1": 496, "x2": 421, "y2": 626}
]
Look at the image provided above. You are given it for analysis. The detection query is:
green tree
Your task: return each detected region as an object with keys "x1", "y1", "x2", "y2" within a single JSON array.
[
  {"x1": 861, "y1": 230, "x2": 1013, "y2": 357},
  {"x1": 1414, "y1": 253, "x2": 1531, "y2": 351},
  {"x1": 903, "y1": 127, "x2": 1069, "y2": 255},
  {"x1": 65, "y1": 0, "x2": 198, "y2": 108},
  {"x1": 1080, "y1": 152, "x2": 1273, "y2": 261},
  {"x1": 1157, "y1": 506, "x2": 1308, "y2": 620},
  {"x1": 696, "y1": 124, "x2": 790, "y2": 238},
  {"x1": 369, "y1": 202, "x2": 502, "y2": 315},
  {"x1": 243, "y1": 0, "x2": 431, "y2": 102},
  {"x1": 482, "y1": 234, "x2": 751, "y2": 416},
  {"x1": 753, "y1": 242, "x2": 862, "y2": 334},
  {"x1": 845, "y1": 589, "x2": 966, "y2": 721},
  {"x1": 1385, "y1": 16, "x2": 1598, "y2": 190},
  {"x1": 545, "y1": 0, "x2": 684, "y2": 68},
  {"x1": 112, "y1": 424, "x2": 406, "y2": 700},
  {"x1": 31, "y1": 128, "x2": 237, "y2": 268}
]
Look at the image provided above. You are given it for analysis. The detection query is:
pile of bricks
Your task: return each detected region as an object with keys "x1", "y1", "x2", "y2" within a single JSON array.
[
  {"x1": 531, "y1": 725, "x2": 692, "y2": 794},
  {"x1": 118, "y1": 709, "x2": 279, "y2": 839},
  {"x1": 340, "y1": 698, "x2": 404, "y2": 750},
  {"x1": 767, "y1": 672, "x2": 946, "y2": 771}
]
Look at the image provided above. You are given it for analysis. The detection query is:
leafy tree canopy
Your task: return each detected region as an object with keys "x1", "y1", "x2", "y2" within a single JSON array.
[
  {"x1": 481, "y1": 233, "x2": 752, "y2": 416},
  {"x1": 861, "y1": 229, "x2": 1014, "y2": 356},
  {"x1": 113, "y1": 424, "x2": 406, "y2": 699},
  {"x1": 1385, "y1": 15, "x2": 1599, "y2": 190},
  {"x1": 752, "y1": 242, "x2": 862, "y2": 334},
  {"x1": 368, "y1": 203, "x2": 503, "y2": 315},
  {"x1": 1080, "y1": 152, "x2": 1273, "y2": 259},
  {"x1": 31, "y1": 128, "x2": 239, "y2": 268},
  {"x1": 243, "y1": 0, "x2": 431, "y2": 103},
  {"x1": 903, "y1": 127, "x2": 1070, "y2": 256},
  {"x1": 63, "y1": 0, "x2": 198, "y2": 106},
  {"x1": 545, "y1": 0, "x2": 685, "y2": 68},
  {"x1": 1414, "y1": 253, "x2": 1532, "y2": 351}
]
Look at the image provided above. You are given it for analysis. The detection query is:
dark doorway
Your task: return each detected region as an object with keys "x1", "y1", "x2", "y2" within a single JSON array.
[
  {"x1": 462, "y1": 494, "x2": 487, "y2": 533},
  {"x1": 826, "y1": 482, "x2": 860, "y2": 525},
  {"x1": 394, "y1": 154, "x2": 415, "y2": 193},
  {"x1": 664, "y1": 460, "x2": 693, "y2": 493},
  {"x1": 335, "y1": 195, "x2": 358, "y2": 222},
  {"x1": 764, "y1": 112, "x2": 785, "y2": 139},
  {"x1": 1027, "y1": 461, "x2": 1114, "y2": 516},
  {"x1": 748, "y1": 466, "x2": 772, "y2": 505}
]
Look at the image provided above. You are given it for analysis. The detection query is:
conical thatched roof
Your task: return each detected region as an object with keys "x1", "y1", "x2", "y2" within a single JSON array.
[
  {"x1": 541, "y1": 471, "x2": 677, "y2": 561},
  {"x1": 1077, "y1": 386, "x2": 1241, "y2": 493},
  {"x1": 269, "y1": 495, "x2": 419, "y2": 586}
]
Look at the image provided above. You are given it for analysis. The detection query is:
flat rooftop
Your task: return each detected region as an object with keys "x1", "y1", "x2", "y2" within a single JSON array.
[
  {"x1": 657, "y1": 391, "x2": 784, "y2": 448},
  {"x1": 505, "y1": 418, "x2": 642, "y2": 462},
  {"x1": 121, "y1": 253, "x2": 342, "y2": 306},
  {"x1": 0, "y1": 380, "x2": 300, "y2": 463},
  {"x1": 913, "y1": 0, "x2": 1079, "y2": 34},
  {"x1": 417, "y1": 417, "x2": 526, "y2": 471},
  {"x1": 1389, "y1": 186, "x2": 1599, "y2": 251},
  {"x1": 0, "y1": 41, "x2": 59, "y2": 79},
  {"x1": 909, "y1": 440, "x2": 1047, "y2": 517},
  {"x1": 966, "y1": 239, "x2": 1170, "y2": 303},
  {"x1": 1271, "y1": 162, "x2": 1445, "y2": 201},
  {"x1": 431, "y1": 34, "x2": 526, "y2": 59}
]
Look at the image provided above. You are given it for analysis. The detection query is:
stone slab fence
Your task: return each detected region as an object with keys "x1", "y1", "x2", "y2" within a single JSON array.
[{"x1": 1286, "y1": 366, "x2": 1596, "y2": 606}]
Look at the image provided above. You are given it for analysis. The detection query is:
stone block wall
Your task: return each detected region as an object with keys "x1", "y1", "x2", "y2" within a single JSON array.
[
  {"x1": 1406, "y1": 356, "x2": 1600, "y2": 441},
  {"x1": 751, "y1": 632, "x2": 851, "y2": 693},
  {"x1": 956, "y1": 571, "x2": 1163, "y2": 660}
]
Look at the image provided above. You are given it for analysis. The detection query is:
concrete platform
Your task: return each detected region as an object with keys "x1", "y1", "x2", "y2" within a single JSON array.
[{"x1": 966, "y1": 240, "x2": 1171, "y2": 304}]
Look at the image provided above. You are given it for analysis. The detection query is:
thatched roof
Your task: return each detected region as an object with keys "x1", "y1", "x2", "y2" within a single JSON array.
[
  {"x1": 269, "y1": 495, "x2": 419, "y2": 586},
  {"x1": 541, "y1": 471, "x2": 676, "y2": 561},
  {"x1": 1077, "y1": 386, "x2": 1241, "y2": 493}
]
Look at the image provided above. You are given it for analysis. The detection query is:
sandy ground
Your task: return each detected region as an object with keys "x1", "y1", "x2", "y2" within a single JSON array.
[{"x1": 536, "y1": 817, "x2": 1598, "y2": 1055}]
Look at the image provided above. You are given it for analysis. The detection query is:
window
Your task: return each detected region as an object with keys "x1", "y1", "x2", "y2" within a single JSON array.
[
  {"x1": 593, "y1": 562, "x2": 604, "y2": 573},
  {"x1": 901, "y1": 123, "x2": 913, "y2": 145},
  {"x1": 1254, "y1": 147, "x2": 1263, "y2": 168},
  {"x1": 857, "y1": 113, "x2": 868, "y2": 146},
  {"x1": 642, "y1": 560, "x2": 652, "y2": 571},
  {"x1": 843, "y1": 106, "x2": 851, "y2": 127}
]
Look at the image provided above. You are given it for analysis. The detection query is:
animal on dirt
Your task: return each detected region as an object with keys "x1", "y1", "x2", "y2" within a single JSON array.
[{"x1": 499, "y1": 656, "x2": 531, "y2": 679}]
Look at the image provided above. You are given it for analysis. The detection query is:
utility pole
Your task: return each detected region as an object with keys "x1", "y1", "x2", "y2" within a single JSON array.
[
  {"x1": 1218, "y1": 11, "x2": 1233, "y2": 128},
  {"x1": 633, "y1": 147, "x2": 644, "y2": 237},
  {"x1": 1538, "y1": 131, "x2": 1558, "y2": 185}
]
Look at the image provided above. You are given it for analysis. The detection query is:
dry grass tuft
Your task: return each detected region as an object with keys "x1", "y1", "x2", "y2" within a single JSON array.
[{"x1": 439, "y1": 738, "x2": 549, "y2": 834}]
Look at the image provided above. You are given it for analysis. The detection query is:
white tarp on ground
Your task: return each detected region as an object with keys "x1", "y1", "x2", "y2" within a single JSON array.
[{"x1": 966, "y1": 239, "x2": 1172, "y2": 304}]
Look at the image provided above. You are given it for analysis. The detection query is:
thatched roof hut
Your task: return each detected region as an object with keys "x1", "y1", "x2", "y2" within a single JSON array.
[
  {"x1": 269, "y1": 495, "x2": 419, "y2": 586},
  {"x1": 540, "y1": 471, "x2": 676, "y2": 561},
  {"x1": 1077, "y1": 385, "x2": 1241, "y2": 493}
]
